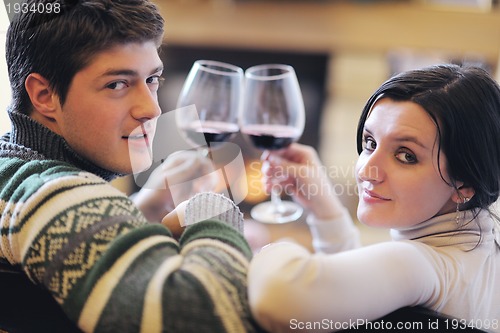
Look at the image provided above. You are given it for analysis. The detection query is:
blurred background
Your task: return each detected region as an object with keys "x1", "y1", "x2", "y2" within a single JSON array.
[
  {"x1": 1, "y1": 4, "x2": 9, "y2": 134},
  {"x1": 1, "y1": 0, "x2": 500, "y2": 249}
]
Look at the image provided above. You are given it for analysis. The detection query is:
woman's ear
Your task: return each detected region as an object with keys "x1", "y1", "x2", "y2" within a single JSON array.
[
  {"x1": 452, "y1": 183, "x2": 476, "y2": 203},
  {"x1": 24, "y1": 73, "x2": 59, "y2": 120}
]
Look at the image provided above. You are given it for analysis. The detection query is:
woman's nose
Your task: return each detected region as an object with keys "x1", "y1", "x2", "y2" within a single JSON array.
[{"x1": 356, "y1": 152, "x2": 385, "y2": 184}]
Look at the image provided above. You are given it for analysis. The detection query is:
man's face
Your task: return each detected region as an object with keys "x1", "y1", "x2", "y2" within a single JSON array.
[{"x1": 55, "y1": 41, "x2": 163, "y2": 174}]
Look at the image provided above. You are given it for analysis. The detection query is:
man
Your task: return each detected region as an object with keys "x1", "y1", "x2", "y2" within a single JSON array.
[{"x1": 0, "y1": 1, "x2": 260, "y2": 332}]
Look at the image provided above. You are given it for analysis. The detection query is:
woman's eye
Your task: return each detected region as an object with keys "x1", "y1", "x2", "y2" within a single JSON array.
[
  {"x1": 107, "y1": 81, "x2": 128, "y2": 90},
  {"x1": 395, "y1": 151, "x2": 418, "y2": 164},
  {"x1": 363, "y1": 137, "x2": 376, "y2": 151}
]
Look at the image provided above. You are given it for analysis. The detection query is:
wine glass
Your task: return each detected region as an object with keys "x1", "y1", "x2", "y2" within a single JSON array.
[
  {"x1": 171, "y1": 60, "x2": 244, "y2": 205},
  {"x1": 240, "y1": 64, "x2": 305, "y2": 224},
  {"x1": 176, "y1": 60, "x2": 243, "y2": 150}
]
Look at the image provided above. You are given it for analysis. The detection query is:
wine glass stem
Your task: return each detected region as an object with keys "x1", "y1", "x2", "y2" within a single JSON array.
[{"x1": 271, "y1": 182, "x2": 286, "y2": 214}]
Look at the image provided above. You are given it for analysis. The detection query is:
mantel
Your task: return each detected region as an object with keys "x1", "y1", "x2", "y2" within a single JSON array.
[{"x1": 156, "y1": 1, "x2": 500, "y2": 63}]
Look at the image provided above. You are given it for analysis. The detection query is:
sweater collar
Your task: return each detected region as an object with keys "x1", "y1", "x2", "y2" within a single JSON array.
[
  {"x1": 391, "y1": 209, "x2": 497, "y2": 250},
  {"x1": 3, "y1": 110, "x2": 120, "y2": 181}
]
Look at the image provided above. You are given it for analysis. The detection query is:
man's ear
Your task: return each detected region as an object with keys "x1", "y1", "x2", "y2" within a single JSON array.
[{"x1": 24, "y1": 73, "x2": 59, "y2": 120}]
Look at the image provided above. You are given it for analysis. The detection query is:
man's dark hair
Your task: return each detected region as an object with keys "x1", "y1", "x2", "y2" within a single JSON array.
[{"x1": 6, "y1": 0, "x2": 165, "y2": 115}]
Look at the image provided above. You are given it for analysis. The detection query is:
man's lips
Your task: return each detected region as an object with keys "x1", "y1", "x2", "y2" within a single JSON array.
[
  {"x1": 123, "y1": 133, "x2": 147, "y2": 140},
  {"x1": 124, "y1": 124, "x2": 153, "y2": 141},
  {"x1": 123, "y1": 130, "x2": 151, "y2": 150}
]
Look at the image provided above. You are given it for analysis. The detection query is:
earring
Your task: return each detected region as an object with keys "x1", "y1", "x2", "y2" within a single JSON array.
[{"x1": 455, "y1": 197, "x2": 470, "y2": 225}]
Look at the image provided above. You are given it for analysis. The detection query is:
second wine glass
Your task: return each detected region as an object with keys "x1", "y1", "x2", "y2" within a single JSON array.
[{"x1": 241, "y1": 64, "x2": 305, "y2": 224}]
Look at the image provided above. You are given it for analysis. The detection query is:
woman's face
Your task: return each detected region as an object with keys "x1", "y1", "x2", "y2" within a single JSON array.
[{"x1": 355, "y1": 98, "x2": 457, "y2": 228}]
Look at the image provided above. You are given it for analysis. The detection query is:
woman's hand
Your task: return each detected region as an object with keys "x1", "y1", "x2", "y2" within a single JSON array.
[{"x1": 262, "y1": 143, "x2": 345, "y2": 220}]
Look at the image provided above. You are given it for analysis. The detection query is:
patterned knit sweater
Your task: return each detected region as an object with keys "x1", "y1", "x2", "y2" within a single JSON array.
[{"x1": 0, "y1": 111, "x2": 261, "y2": 333}]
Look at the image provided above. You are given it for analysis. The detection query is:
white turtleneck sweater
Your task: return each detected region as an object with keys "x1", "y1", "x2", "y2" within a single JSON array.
[{"x1": 248, "y1": 208, "x2": 500, "y2": 333}]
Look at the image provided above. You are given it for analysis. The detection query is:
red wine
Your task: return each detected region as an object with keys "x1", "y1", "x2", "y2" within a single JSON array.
[
  {"x1": 241, "y1": 124, "x2": 301, "y2": 150},
  {"x1": 182, "y1": 121, "x2": 238, "y2": 146}
]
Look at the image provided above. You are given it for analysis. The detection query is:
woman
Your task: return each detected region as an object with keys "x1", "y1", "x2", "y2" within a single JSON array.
[{"x1": 248, "y1": 64, "x2": 500, "y2": 332}]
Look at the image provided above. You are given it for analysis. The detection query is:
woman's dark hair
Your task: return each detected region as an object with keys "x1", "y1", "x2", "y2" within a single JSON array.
[
  {"x1": 6, "y1": 0, "x2": 165, "y2": 115},
  {"x1": 356, "y1": 64, "x2": 500, "y2": 212}
]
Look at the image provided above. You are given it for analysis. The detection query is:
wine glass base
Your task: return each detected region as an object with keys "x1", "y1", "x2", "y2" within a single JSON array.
[{"x1": 250, "y1": 200, "x2": 303, "y2": 224}]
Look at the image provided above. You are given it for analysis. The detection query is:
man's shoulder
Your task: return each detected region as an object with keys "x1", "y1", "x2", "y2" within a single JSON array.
[
  {"x1": 1, "y1": 156, "x2": 105, "y2": 183},
  {"x1": 0, "y1": 156, "x2": 119, "y2": 205}
]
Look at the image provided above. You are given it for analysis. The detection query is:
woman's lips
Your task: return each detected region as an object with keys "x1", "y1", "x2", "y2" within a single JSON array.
[{"x1": 362, "y1": 189, "x2": 391, "y2": 203}]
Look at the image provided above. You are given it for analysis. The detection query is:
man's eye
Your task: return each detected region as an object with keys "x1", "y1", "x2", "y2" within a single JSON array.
[
  {"x1": 147, "y1": 75, "x2": 165, "y2": 86},
  {"x1": 107, "y1": 81, "x2": 129, "y2": 90}
]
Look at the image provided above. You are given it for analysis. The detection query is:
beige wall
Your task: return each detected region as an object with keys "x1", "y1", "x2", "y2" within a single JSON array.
[{"x1": 0, "y1": 5, "x2": 11, "y2": 134}]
